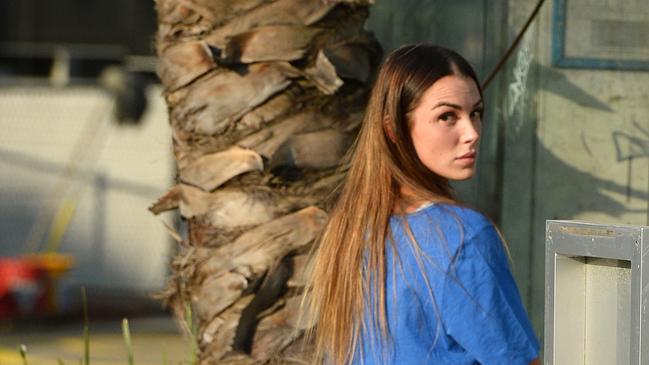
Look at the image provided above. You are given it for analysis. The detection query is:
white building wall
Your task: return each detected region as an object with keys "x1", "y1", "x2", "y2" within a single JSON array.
[{"x1": 0, "y1": 84, "x2": 174, "y2": 305}]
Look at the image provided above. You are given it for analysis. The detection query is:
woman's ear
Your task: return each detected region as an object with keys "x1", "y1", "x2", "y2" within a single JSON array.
[{"x1": 383, "y1": 117, "x2": 397, "y2": 143}]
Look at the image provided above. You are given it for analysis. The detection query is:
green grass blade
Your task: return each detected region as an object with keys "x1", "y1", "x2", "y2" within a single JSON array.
[
  {"x1": 122, "y1": 318, "x2": 134, "y2": 365},
  {"x1": 18, "y1": 344, "x2": 28, "y2": 365},
  {"x1": 184, "y1": 301, "x2": 198, "y2": 365},
  {"x1": 57, "y1": 359, "x2": 66, "y2": 365},
  {"x1": 161, "y1": 341, "x2": 168, "y2": 365},
  {"x1": 81, "y1": 287, "x2": 90, "y2": 365}
]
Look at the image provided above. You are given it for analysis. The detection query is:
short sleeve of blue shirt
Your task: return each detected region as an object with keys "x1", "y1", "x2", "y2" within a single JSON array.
[{"x1": 441, "y1": 224, "x2": 539, "y2": 364}]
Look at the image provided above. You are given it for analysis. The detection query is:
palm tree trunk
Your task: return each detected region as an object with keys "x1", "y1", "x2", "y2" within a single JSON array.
[{"x1": 151, "y1": 0, "x2": 380, "y2": 363}]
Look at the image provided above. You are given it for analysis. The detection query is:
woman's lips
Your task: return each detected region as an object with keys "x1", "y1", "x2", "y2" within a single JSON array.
[{"x1": 456, "y1": 152, "x2": 476, "y2": 164}]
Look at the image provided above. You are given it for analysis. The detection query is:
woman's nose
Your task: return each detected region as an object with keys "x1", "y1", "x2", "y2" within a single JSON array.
[{"x1": 461, "y1": 117, "x2": 480, "y2": 143}]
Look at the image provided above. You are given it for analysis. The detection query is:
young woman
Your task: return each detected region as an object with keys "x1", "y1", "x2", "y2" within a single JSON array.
[{"x1": 305, "y1": 44, "x2": 540, "y2": 364}]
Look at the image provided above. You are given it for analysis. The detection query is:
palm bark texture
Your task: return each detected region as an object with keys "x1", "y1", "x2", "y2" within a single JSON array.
[{"x1": 150, "y1": 0, "x2": 381, "y2": 363}]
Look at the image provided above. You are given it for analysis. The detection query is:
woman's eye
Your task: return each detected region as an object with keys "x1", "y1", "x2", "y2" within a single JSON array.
[
  {"x1": 439, "y1": 112, "x2": 457, "y2": 123},
  {"x1": 471, "y1": 109, "x2": 484, "y2": 119}
]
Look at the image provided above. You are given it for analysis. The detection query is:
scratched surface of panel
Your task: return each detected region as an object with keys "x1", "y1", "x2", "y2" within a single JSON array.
[{"x1": 499, "y1": 0, "x2": 649, "y2": 344}]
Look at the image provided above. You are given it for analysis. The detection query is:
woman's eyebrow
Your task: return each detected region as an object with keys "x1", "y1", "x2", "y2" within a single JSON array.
[
  {"x1": 432, "y1": 102, "x2": 461, "y2": 110},
  {"x1": 432, "y1": 100, "x2": 484, "y2": 110}
]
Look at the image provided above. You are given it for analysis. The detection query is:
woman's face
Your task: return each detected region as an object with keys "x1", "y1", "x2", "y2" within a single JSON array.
[{"x1": 408, "y1": 74, "x2": 483, "y2": 181}]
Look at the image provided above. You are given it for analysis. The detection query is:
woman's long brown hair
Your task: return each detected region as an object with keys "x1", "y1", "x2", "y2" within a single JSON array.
[{"x1": 303, "y1": 44, "x2": 483, "y2": 364}]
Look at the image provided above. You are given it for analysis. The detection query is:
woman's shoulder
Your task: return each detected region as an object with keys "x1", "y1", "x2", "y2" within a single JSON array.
[{"x1": 389, "y1": 202, "x2": 497, "y2": 260}]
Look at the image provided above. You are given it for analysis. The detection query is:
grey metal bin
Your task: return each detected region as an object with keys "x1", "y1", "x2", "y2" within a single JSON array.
[{"x1": 545, "y1": 220, "x2": 649, "y2": 365}]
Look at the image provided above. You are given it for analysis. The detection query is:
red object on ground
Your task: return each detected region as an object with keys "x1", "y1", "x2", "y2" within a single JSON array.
[{"x1": 0, "y1": 257, "x2": 45, "y2": 318}]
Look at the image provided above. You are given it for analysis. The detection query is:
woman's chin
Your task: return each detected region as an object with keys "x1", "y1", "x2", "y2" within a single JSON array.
[{"x1": 447, "y1": 168, "x2": 476, "y2": 181}]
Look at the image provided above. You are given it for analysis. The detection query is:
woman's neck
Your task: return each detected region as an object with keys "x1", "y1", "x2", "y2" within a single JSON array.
[{"x1": 395, "y1": 185, "x2": 453, "y2": 214}]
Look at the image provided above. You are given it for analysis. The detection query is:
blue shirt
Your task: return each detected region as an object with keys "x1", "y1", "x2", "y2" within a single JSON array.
[{"x1": 354, "y1": 203, "x2": 539, "y2": 364}]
